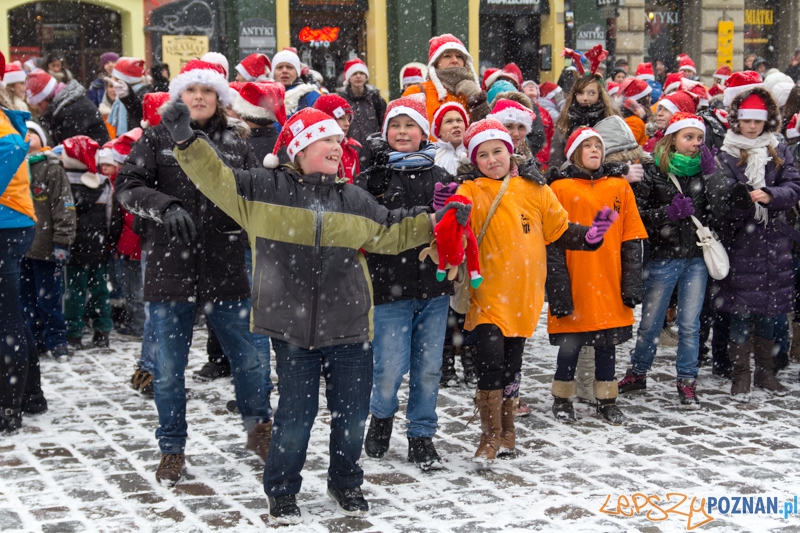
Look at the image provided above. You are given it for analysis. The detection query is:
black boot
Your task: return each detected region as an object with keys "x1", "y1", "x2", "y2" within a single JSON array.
[
  {"x1": 364, "y1": 415, "x2": 393, "y2": 458},
  {"x1": 92, "y1": 330, "x2": 110, "y2": 348},
  {"x1": 439, "y1": 345, "x2": 457, "y2": 387},
  {"x1": 0, "y1": 408, "x2": 22, "y2": 435},
  {"x1": 773, "y1": 348, "x2": 790, "y2": 376},
  {"x1": 461, "y1": 345, "x2": 478, "y2": 387}
]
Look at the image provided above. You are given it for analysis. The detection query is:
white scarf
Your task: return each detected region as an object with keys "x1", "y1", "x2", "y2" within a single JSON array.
[{"x1": 721, "y1": 130, "x2": 778, "y2": 225}]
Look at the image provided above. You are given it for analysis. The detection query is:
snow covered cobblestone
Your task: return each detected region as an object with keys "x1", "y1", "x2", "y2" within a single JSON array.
[{"x1": 3, "y1": 309, "x2": 800, "y2": 532}]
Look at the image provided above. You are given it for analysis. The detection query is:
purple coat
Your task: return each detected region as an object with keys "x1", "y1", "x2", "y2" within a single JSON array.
[{"x1": 707, "y1": 143, "x2": 800, "y2": 317}]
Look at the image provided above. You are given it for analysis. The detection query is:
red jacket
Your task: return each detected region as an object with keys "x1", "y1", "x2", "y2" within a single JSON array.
[
  {"x1": 536, "y1": 102, "x2": 554, "y2": 170},
  {"x1": 109, "y1": 173, "x2": 142, "y2": 260},
  {"x1": 340, "y1": 137, "x2": 361, "y2": 184}
]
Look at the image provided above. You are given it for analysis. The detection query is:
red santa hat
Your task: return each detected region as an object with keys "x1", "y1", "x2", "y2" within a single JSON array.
[
  {"x1": 141, "y1": 91, "x2": 170, "y2": 128},
  {"x1": 658, "y1": 90, "x2": 698, "y2": 115},
  {"x1": 689, "y1": 83, "x2": 710, "y2": 108},
  {"x1": 432, "y1": 101, "x2": 469, "y2": 139},
  {"x1": 401, "y1": 65, "x2": 424, "y2": 86},
  {"x1": 620, "y1": 77, "x2": 652, "y2": 101},
  {"x1": 461, "y1": 118, "x2": 513, "y2": 165},
  {"x1": 607, "y1": 82, "x2": 620, "y2": 97},
  {"x1": 230, "y1": 81, "x2": 287, "y2": 125},
  {"x1": 271, "y1": 49, "x2": 302, "y2": 76},
  {"x1": 786, "y1": 113, "x2": 800, "y2": 140},
  {"x1": 713, "y1": 65, "x2": 732, "y2": 82},
  {"x1": 62, "y1": 135, "x2": 101, "y2": 188},
  {"x1": 0, "y1": 50, "x2": 5, "y2": 82},
  {"x1": 564, "y1": 126, "x2": 604, "y2": 161},
  {"x1": 343, "y1": 58, "x2": 369, "y2": 83},
  {"x1": 482, "y1": 68, "x2": 498, "y2": 90},
  {"x1": 487, "y1": 99, "x2": 536, "y2": 134},
  {"x1": 112, "y1": 57, "x2": 145, "y2": 85},
  {"x1": 635, "y1": 62, "x2": 655, "y2": 81},
  {"x1": 25, "y1": 69, "x2": 57, "y2": 105},
  {"x1": 96, "y1": 141, "x2": 115, "y2": 167},
  {"x1": 484, "y1": 63, "x2": 523, "y2": 89},
  {"x1": 663, "y1": 72, "x2": 685, "y2": 94},
  {"x1": 4, "y1": 61, "x2": 26, "y2": 85},
  {"x1": 678, "y1": 54, "x2": 696, "y2": 74},
  {"x1": 235, "y1": 54, "x2": 271, "y2": 82},
  {"x1": 200, "y1": 52, "x2": 229, "y2": 78},
  {"x1": 737, "y1": 93, "x2": 769, "y2": 121},
  {"x1": 314, "y1": 93, "x2": 354, "y2": 119},
  {"x1": 539, "y1": 81, "x2": 561, "y2": 100},
  {"x1": 263, "y1": 107, "x2": 344, "y2": 169},
  {"x1": 382, "y1": 97, "x2": 430, "y2": 140},
  {"x1": 427, "y1": 34, "x2": 480, "y2": 101},
  {"x1": 665, "y1": 111, "x2": 706, "y2": 136},
  {"x1": 723, "y1": 70, "x2": 764, "y2": 107},
  {"x1": 111, "y1": 128, "x2": 143, "y2": 164},
  {"x1": 169, "y1": 59, "x2": 233, "y2": 106}
]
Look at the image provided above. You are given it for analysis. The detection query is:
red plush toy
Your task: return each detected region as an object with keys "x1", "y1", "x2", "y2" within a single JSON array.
[{"x1": 432, "y1": 194, "x2": 483, "y2": 288}]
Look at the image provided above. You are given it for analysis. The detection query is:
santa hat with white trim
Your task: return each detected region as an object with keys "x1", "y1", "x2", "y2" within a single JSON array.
[
  {"x1": 432, "y1": 101, "x2": 469, "y2": 139},
  {"x1": 658, "y1": 90, "x2": 698, "y2": 115},
  {"x1": 201, "y1": 52, "x2": 229, "y2": 78},
  {"x1": 539, "y1": 81, "x2": 561, "y2": 101},
  {"x1": 737, "y1": 93, "x2": 769, "y2": 121},
  {"x1": 786, "y1": 113, "x2": 800, "y2": 140},
  {"x1": 235, "y1": 54, "x2": 271, "y2": 82},
  {"x1": 620, "y1": 77, "x2": 652, "y2": 101},
  {"x1": 111, "y1": 128, "x2": 143, "y2": 164},
  {"x1": 663, "y1": 72, "x2": 685, "y2": 94},
  {"x1": 262, "y1": 107, "x2": 344, "y2": 169},
  {"x1": 678, "y1": 54, "x2": 696, "y2": 74},
  {"x1": 97, "y1": 141, "x2": 115, "y2": 167},
  {"x1": 4, "y1": 61, "x2": 26, "y2": 85},
  {"x1": 665, "y1": 111, "x2": 706, "y2": 136},
  {"x1": 484, "y1": 63, "x2": 523, "y2": 90},
  {"x1": 564, "y1": 126, "x2": 604, "y2": 161},
  {"x1": 460, "y1": 118, "x2": 513, "y2": 165},
  {"x1": 343, "y1": 58, "x2": 369, "y2": 83},
  {"x1": 25, "y1": 121, "x2": 48, "y2": 146},
  {"x1": 635, "y1": 62, "x2": 655, "y2": 81},
  {"x1": 61, "y1": 135, "x2": 101, "y2": 188},
  {"x1": 381, "y1": 97, "x2": 430, "y2": 140},
  {"x1": 723, "y1": 70, "x2": 764, "y2": 107},
  {"x1": 112, "y1": 57, "x2": 145, "y2": 85},
  {"x1": 713, "y1": 65, "x2": 732, "y2": 82},
  {"x1": 607, "y1": 82, "x2": 619, "y2": 97},
  {"x1": 426, "y1": 34, "x2": 480, "y2": 101},
  {"x1": 24, "y1": 68, "x2": 57, "y2": 105},
  {"x1": 169, "y1": 59, "x2": 234, "y2": 106},
  {"x1": 401, "y1": 65, "x2": 424, "y2": 87},
  {"x1": 141, "y1": 91, "x2": 170, "y2": 128},
  {"x1": 230, "y1": 81, "x2": 286, "y2": 125},
  {"x1": 487, "y1": 98, "x2": 536, "y2": 134},
  {"x1": 314, "y1": 93, "x2": 353, "y2": 120}
]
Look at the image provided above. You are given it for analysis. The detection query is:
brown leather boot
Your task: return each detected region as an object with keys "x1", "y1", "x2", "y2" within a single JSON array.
[
  {"x1": 729, "y1": 341, "x2": 751, "y2": 402},
  {"x1": 753, "y1": 336, "x2": 788, "y2": 395},
  {"x1": 155, "y1": 453, "x2": 185, "y2": 487},
  {"x1": 499, "y1": 397, "x2": 518, "y2": 454},
  {"x1": 246, "y1": 420, "x2": 273, "y2": 461},
  {"x1": 473, "y1": 389, "x2": 503, "y2": 463}
]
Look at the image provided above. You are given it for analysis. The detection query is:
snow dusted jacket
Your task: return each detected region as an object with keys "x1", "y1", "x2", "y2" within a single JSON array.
[
  {"x1": 39, "y1": 81, "x2": 110, "y2": 146},
  {"x1": 0, "y1": 106, "x2": 35, "y2": 228},
  {"x1": 337, "y1": 84, "x2": 386, "y2": 167},
  {"x1": 707, "y1": 143, "x2": 800, "y2": 317},
  {"x1": 25, "y1": 150, "x2": 76, "y2": 261},
  {"x1": 115, "y1": 115, "x2": 257, "y2": 303},
  {"x1": 172, "y1": 133, "x2": 435, "y2": 349},
  {"x1": 66, "y1": 173, "x2": 113, "y2": 265}
]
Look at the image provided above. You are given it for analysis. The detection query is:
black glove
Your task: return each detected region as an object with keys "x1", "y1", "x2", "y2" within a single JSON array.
[
  {"x1": 365, "y1": 168, "x2": 392, "y2": 197},
  {"x1": 622, "y1": 296, "x2": 639, "y2": 309},
  {"x1": 160, "y1": 100, "x2": 194, "y2": 144},
  {"x1": 731, "y1": 182, "x2": 753, "y2": 210},
  {"x1": 435, "y1": 202, "x2": 472, "y2": 226},
  {"x1": 52, "y1": 246, "x2": 70, "y2": 266},
  {"x1": 162, "y1": 204, "x2": 197, "y2": 244}
]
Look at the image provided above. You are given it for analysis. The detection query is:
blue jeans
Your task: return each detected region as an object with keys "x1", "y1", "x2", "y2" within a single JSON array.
[
  {"x1": 370, "y1": 296, "x2": 449, "y2": 438},
  {"x1": 0, "y1": 227, "x2": 34, "y2": 408},
  {"x1": 729, "y1": 313, "x2": 775, "y2": 346},
  {"x1": 137, "y1": 252, "x2": 156, "y2": 374},
  {"x1": 631, "y1": 257, "x2": 708, "y2": 379},
  {"x1": 244, "y1": 248, "x2": 273, "y2": 395},
  {"x1": 19, "y1": 257, "x2": 67, "y2": 350},
  {"x1": 264, "y1": 339, "x2": 372, "y2": 496},
  {"x1": 150, "y1": 299, "x2": 270, "y2": 454}
]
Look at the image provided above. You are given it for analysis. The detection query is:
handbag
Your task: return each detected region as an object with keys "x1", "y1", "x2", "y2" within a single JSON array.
[
  {"x1": 668, "y1": 173, "x2": 729, "y2": 280},
  {"x1": 451, "y1": 176, "x2": 511, "y2": 314}
]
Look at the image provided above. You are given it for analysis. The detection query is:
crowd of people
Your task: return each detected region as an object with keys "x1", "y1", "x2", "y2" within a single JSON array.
[{"x1": 2, "y1": 39, "x2": 800, "y2": 525}]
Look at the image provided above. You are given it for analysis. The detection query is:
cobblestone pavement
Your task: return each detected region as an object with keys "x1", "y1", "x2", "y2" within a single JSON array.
[{"x1": 3, "y1": 311, "x2": 800, "y2": 532}]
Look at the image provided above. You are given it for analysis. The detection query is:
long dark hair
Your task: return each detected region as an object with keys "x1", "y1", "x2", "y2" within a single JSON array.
[{"x1": 555, "y1": 76, "x2": 617, "y2": 134}]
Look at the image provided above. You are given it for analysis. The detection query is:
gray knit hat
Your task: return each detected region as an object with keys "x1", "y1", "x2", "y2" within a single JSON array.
[{"x1": 593, "y1": 115, "x2": 638, "y2": 156}]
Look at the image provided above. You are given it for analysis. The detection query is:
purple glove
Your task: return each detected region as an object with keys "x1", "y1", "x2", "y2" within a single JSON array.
[
  {"x1": 666, "y1": 193, "x2": 695, "y2": 221},
  {"x1": 700, "y1": 144, "x2": 718, "y2": 175},
  {"x1": 433, "y1": 182, "x2": 458, "y2": 211},
  {"x1": 585, "y1": 206, "x2": 619, "y2": 244}
]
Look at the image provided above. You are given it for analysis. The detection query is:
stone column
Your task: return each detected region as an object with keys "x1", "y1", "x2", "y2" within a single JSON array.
[
  {"x1": 697, "y1": 0, "x2": 744, "y2": 86},
  {"x1": 614, "y1": 0, "x2": 646, "y2": 70}
]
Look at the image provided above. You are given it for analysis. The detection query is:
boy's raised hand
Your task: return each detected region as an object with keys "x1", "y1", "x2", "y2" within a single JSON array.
[{"x1": 161, "y1": 100, "x2": 194, "y2": 145}]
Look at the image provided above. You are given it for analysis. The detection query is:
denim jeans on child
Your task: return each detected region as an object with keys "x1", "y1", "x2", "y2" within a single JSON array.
[{"x1": 19, "y1": 257, "x2": 67, "y2": 350}]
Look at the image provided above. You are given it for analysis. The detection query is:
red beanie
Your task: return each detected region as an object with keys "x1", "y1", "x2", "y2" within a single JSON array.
[
  {"x1": 665, "y1": 111, "x2": 706, "y2": 136},
  {"x1": 235, "y1": 53, "x2": 271, "y2": 82},
  {"x1": 564, "y1": 126, "x2": 604, "y2": 161},
  {"x1": 432, "y1": 102, "x2": 469, "y2": 139},
  {"x1": 314, "y1": 93, "x2": 354, "y2": 119},
  {"x1": 658, "y1": 90, "x2": 699, "y2": 115},
  {"x1": 461, "y1": 118, "x2": 513, "y2": 164}
]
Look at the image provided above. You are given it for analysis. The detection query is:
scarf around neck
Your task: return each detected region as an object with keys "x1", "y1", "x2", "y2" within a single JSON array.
[
  {"x1": 434, "y1": 67, "x2": 475, "y2": 94},
  {"x1": 386, "y1": 143, "x2": 437, "y2": 171},
  {"x1": 721, "y1": 130, "x2": 778, "y2": 224},
  {"x1": 567, "y1": 101, "x2": 606, "y2": 130},
  {"x1": 655, "y1": 150, "x2": 701, "y2": 177}
]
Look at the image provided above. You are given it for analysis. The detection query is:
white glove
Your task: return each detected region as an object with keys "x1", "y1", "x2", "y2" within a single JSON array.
[
  {"x1": 625, "y1": 162, "x2": 644, "y2": 184},
  {"x1": 107, "y1": 78, "x2": 129, "y2": 98}
]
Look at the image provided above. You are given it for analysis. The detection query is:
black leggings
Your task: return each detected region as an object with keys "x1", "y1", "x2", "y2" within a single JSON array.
[
  {"x1": 473, "y1": 324, "x2": 526, "y2": 391},
  {"x1": 554, "y1": 341, "x2": 616, "y2": 382}
]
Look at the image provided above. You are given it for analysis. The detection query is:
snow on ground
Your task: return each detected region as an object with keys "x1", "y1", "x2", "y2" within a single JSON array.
[{"x1": 2, "y1": 308, "x2": 800, "y2": 532}]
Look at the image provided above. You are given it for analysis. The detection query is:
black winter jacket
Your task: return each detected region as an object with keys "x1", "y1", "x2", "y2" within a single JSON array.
[
  {"x1": 115, "y1": 115, "x2": 258, "y2": 303},
  {"x1": 40, "y1": 81, "x2": 110, "y2": 146},
  {"x1": 246, "y1": 125, "x2": 279, "y2": 165},
  {"x1": 355, "y1": 139, "x2": 455, "y2": 305},
  {"x1": 66, "y1": 173, "x2": 115, "y2": 264},
  {"x1": 338, "y1": 85, "x2": 387, "y2": 168}
]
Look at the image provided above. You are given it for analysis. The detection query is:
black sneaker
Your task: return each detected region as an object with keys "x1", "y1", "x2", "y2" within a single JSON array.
[
  {"x1": 92, "y1": 331, "x2": 110, "y2": 348},
  {"x1": 192, "y1": 361, "x2": 232, "y2": 382},
  {"x1": 327, "y1": 486, "x2": 369, "y2": 517},
  {"x1": 52, "y1": 344, "x2": 71, "y2": 363},
  {"x1": 408, "y1": 437, "x2": 443, "y2": 471},
  {"x1": 439, "y1": 345, "x2": 458, "y2": 387},
  {"x1": 618, "y1": 368, "x2": 647, "y2": 394},
  {"x1": 364, "y1": 415, "x2": 393, "y2": 458},
  {"x1": 677, "y1": 379, "x2": 701, "y2": 410},
  {"x1": 268, "y1": 495, "x2": 302, "y2": 524},
  {"x1": 21, "y1": 392, "x2": 48, "y2": 414}
]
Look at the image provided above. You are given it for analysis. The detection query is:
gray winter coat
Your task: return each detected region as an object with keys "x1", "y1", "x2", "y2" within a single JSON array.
[
  {"x1": 337, "y1": 84, "x2": 386, "y2": 167},
  {"x1": 24, "y1": 151, "x2": 76, "y2": 261},
  {"x1": 39, "y1": 81, "x2": 110, "y2": 146}
]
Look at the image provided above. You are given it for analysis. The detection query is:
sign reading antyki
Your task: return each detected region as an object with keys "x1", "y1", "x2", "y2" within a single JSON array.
[
  {"x1": 597, "y1": 0, "x2": 624, "y2": 6},
  {"x1": 577, "y1": 23, "x2": 605, "y2": 51},
  {"x1": 239, "y1": 18, "x2": 276, "y2": 61}
]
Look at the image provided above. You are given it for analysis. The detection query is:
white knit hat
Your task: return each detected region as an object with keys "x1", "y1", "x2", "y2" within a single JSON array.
[
  {"x1": 168, "y1": 59, "x2": 233, "y2": 106},
  {"x1": 272, "y1": 50, "x2": 302, "y2": 76}
]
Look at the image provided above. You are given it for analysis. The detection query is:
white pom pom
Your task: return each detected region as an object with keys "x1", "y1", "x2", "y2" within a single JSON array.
[
  {"x1": 263, "y1": 153, "x2": 280, "y2": 169},
  {"x1": 459, "y1": 152, "x2": 472, "y2": 166},
  {"x1": 141, "y1": 120, "x2": 150, "y2": 129},
  {"x1": 80, "y1": 172, "x2": 101, "y2": 189}
]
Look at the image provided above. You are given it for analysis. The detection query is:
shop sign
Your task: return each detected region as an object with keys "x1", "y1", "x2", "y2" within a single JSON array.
[
  {"x1": 289, "y1": 0, "x2": 368, "y2": 11},
  {"x1": 161, "y1": 35, "x2": 209, "y2": 80},
  {"x1": 745, "y1": 9, "x2": 773, "y2": 25},
  {"x1": 648, "y1": 11, "x2": 679, "y2": 24},
  {"x1": 717, "y1": 20, "x2": 734, "y2": 69},
  {"x1": 239, "y1": 18, "x2": 276, "y2": 60},
  {"x1": 298, "y1": 26, "x2": 340, "y2": 48},
  {"x1": 480, "y1": 0, "x2": 550, "y2": 16},
  {"x1": 576, "y1": 23, "x2": 606, "y2": 51},
  {"x1": 597, "y1": 0, "x2": 623, "y2": 5},
  {"x1": 41, "y1": 24, "x2": 81, "y2": 46}
]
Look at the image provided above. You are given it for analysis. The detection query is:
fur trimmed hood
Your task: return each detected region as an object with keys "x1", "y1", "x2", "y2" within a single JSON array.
[{"x1": 727, "y1": 86, "x2": 781, "y2": 134}]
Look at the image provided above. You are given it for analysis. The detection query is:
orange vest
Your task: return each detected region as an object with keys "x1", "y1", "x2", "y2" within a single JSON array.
[{"x1": 0, "y1": 110, "x2": 35, "y2": 221}]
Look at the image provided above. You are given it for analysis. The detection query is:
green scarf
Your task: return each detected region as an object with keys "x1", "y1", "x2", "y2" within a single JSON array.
[{"x1": 655, "y1": 149, "x2": 701, "y2": 177}]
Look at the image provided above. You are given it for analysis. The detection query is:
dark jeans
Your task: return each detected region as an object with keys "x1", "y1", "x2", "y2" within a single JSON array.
[
  {"x1": 122, "y1": 259, "x2": 145, "y2": 335},
  {"x1": 445, "y1": 307, "x2": 477, "y2": 347},
  {"x1": 555, "y1": 341, "x2": 616, "y2": 382},
  {"x1": 20, "y1": 257, "x2": 67, "y2": 350},
  {"x1": 264, "y1": 339, "x2": 372, "y2": 496},
  {"x1": 473, "y1": 323, "x2": 526, "y2": 391},
  {"x1": 0, "y1": 227, "x2": 35, "y2": 409},
  {"x1": 729, "y1": 313, "x2": 774, "y2": 346}
]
